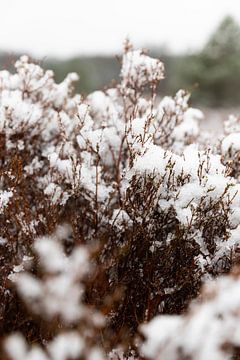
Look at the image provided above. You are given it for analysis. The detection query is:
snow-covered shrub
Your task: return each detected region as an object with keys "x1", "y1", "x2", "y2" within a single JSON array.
[
  {"x1": 5, "y1": 226, "x2": 105, "y2": 360},
  {"x1": 1, "y1": 44, "x2": 240, "y2": 359},
  {"x1": 5, "y1": 331, "x2": 101, "y2": 360},
  {"x1": 141, "y1": 267, "x2": 240, "y2": 360},
  {"x1": 220, "y1": 114, "x2": 240, "y2": 180}
]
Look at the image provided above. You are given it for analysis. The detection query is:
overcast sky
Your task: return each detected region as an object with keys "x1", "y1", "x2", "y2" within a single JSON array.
[{"x1": 1, "y1": 0, "x2": 240, "y2": 58}]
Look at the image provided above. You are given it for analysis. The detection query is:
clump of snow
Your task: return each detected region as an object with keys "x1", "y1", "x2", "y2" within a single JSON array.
[
  {"x1": 141, "y1": 271, "x2": 240, "y2": 360},
  {"x1": 5, "y1": 332, "x2": 86, "y2": 360},
  {"x1": 221, "y1": 133, "x2": 240, "y2": 154},
  {"x1": 121, "y1": 49, "x2": 164, "y2": 90},
  {"x1": 0, "y1": 190, "x2": 13, "y2": 213}
]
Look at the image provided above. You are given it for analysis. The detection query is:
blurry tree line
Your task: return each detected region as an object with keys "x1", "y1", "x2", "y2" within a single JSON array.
[
  {"x1": 0, "y1": 15, "x2": 239, "y2": 107},
  {"x1": 167, "y1": 15, "x2": 240, "y2": 107}
]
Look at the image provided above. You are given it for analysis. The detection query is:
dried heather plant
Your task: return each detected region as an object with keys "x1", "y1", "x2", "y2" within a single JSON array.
[{"x1": 1, "y1": 45, "x2": 240, "y2": 360}]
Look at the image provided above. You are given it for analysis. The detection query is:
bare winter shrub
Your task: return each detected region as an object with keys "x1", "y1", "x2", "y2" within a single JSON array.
[{"x1": 1, "y1": 44, "x2": 240, "y2": 359}]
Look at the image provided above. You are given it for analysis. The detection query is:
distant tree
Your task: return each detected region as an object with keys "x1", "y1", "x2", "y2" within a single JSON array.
[
  {"x1": 203, "y1": 15, "x2": 240, "y2": 59},
  {"x1": 138, "y1": 16, "x2": 240, "y2": 107},
  {"x1": 182, "y1": 16, "x2": 240, "y2": 107}
]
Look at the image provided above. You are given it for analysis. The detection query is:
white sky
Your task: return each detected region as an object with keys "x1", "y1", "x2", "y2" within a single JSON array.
[{"x1": 1, "y1": 0, "x2": 240, "y2": 58}]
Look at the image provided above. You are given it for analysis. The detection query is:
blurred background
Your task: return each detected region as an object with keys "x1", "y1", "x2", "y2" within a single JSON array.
[{"x1": 1, "y1": 0, "x2": 240, "y2": 109}]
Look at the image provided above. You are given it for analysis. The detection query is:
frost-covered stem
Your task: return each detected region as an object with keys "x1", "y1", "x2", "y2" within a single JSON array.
[
  {"x1": 116, "y1": 135, "x2": 126, "y2": 206},
  {"x1": 95, "y1": 146, "x2": 100, "y2": 234}
]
